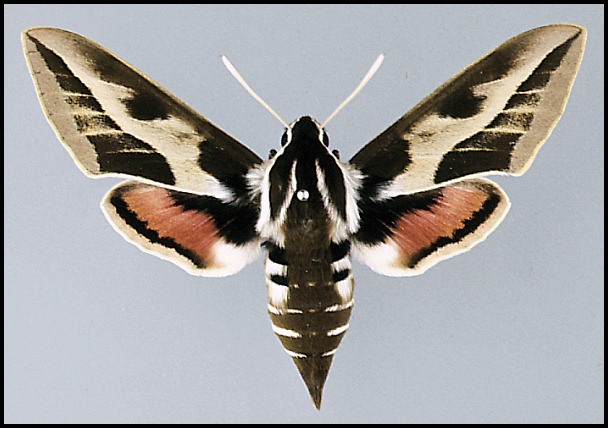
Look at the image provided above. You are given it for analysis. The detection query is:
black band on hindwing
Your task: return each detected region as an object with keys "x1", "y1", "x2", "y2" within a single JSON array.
[{"x1": 170, "y1": 192, "x2": 259, "y2": 246}]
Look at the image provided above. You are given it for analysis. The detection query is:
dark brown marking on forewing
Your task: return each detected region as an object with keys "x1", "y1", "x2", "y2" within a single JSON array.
[
  {"x1": 517, "y1": 34, "x2": 578, "y2": 92},
  {"x1": 504, "y1": 92, "x2": 542, "y2": 110},
  {"x1": 87, "y1": 134, "x2": 176, "y2": 185},
  {"x1": 73, "y1": 113, "x2": 121, "y2": 133},
  {"x1": 27, "y1": 35, "x2": 92, "y2": 95},
  {"x1": 124, "y1": 90, "x2": 171, "y2": 121},
  {"x1": 434, "y1": 131, "x2": 520, "y2": 183},
  {"x1": 351, "y1": 134, "x2": 411, "y2": 183},
  {"x1": 487, "y1": 112, "x2": 534, "y2": 131},
  {"x1": 437, "y1": 88, "x2": 487, "y2": 119},
  {"x1": 65, "y1": 94, "x2": 104, "y2": 111}
]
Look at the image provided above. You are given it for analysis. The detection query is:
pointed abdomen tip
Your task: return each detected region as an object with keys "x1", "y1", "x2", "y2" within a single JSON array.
[{"x1": 292, "y1": 354, "x2": 333, "y2": 410}]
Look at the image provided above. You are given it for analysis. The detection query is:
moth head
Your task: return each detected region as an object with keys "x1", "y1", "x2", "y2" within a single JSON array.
[{"x1": 281, "y1": 116, "x2": 329, "y2": 148}]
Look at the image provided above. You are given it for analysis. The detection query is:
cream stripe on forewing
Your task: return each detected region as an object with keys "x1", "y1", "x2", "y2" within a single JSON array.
[
  {"x1": 24, "y1": 28, "x2": 233, "y2": 198},
  {"x1": 377, "y1": 25, "x2": 585, "y2": 198},
  {"x1": 394, "y1": 73, "x2": 543, "y2": 192},
  {"x1": 508, "y1": 26, "x2": 586, "y2": 174},
  {"x1": 22, "y1": 31, "x2": 100, "y2": 174}
]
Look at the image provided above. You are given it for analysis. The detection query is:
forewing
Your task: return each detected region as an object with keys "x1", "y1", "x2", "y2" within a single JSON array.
[
  {"x1": 22, "y1": 27, "x2": 262, "y2": 198},
  {"x1": 350, "y1": 24, "x2": 585, "y2": 196}
]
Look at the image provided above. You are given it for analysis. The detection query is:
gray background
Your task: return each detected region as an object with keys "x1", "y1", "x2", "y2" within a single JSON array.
[{"x1": 4, "y1": 4, "x2": 604, "y2": 423}]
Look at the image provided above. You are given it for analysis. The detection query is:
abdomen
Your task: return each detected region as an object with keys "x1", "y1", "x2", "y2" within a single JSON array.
[{"x1": 264, "y1": 240, "x2": 354, "y2": 408}]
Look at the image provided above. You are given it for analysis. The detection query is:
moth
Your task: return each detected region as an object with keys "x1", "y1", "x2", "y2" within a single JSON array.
[{"x1": 23, "y1": 24, "x2": 585, "y2": 409}]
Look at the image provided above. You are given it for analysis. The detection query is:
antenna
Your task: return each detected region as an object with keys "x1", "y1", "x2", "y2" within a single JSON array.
[
  {"x1": 321, "y1": 53, "x2": 385, "y2": 128},
  {"x1": 221, "y1": 55, "x2": 290, "y2": 128}
]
